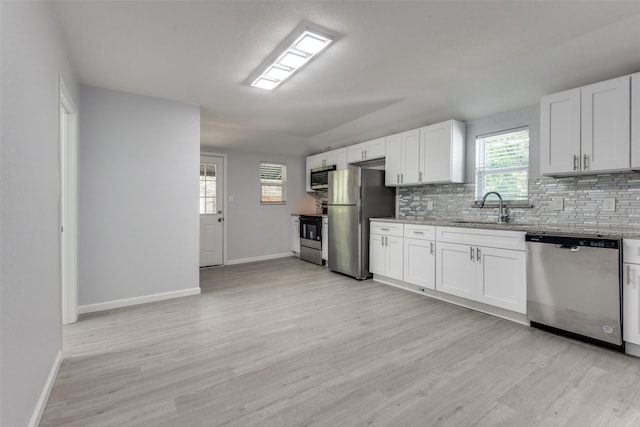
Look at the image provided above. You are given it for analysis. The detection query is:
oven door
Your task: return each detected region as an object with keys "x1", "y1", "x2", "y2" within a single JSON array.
[{"x1": 299, "y1": 216, "x2": 322, "y2": 243}]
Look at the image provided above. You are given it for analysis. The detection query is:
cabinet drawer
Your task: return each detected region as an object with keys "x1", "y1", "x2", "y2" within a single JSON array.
[
  {"x1": 370, "y1": 222, "x2": 403, "y2": 237},
  {"x1": 436, "y1": 226, "x2": 525, "y2": 251},
  {"x1": 404, "y1": 224, "x2": 436, "y2": 240},
  {"x1": 624, "y1": 239, "x2": 640, "y2": 264}
]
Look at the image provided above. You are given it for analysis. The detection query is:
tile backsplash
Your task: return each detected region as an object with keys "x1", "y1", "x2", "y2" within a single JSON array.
[{"x1": 398, "y1": 171, "x2": 640, "y2": 234}]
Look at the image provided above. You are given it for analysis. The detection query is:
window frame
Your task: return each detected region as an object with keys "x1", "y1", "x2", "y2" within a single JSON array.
[
  {"x1": 259, "y1": 161, "x2": 287, "y2": 205},
  {"x1": 474, "y1": 126, "x2": 530, "y2": 205}
]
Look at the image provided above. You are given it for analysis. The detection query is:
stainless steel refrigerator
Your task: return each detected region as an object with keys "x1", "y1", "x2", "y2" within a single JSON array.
[{"x1": 328, "y1": 168, "x2": 395, "y2": 279}]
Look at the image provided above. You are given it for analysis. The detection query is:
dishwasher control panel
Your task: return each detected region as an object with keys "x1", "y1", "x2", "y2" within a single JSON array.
[{"x1": 526, "y1": 233, "x2": 620, "y2": 249}]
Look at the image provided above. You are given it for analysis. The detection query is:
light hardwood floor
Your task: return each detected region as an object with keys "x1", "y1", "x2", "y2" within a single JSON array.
[{"x1": 41, "y1": 257, "x2": 640, "y2": 426}]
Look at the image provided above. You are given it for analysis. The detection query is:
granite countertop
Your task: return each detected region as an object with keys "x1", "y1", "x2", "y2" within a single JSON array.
[{"x1": 369, "y1": 217, "x2": 640, "y2": 239}]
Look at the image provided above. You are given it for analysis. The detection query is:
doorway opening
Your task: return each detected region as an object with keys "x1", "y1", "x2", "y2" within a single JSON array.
[{"x1": 59, "y1": 77, "x2": 78, "y2": 325}]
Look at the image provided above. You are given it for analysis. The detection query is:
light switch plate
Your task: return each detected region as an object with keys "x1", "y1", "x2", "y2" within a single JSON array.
[
  {"x1": 552, "y1": 198, "x2": 564, "y2": 211},
  {"x1": 603, "y1": 198, "x2": 616, "y2": 212},
  {"x1": 427, "y1": 200, "x2": 434, "y2": 210}
]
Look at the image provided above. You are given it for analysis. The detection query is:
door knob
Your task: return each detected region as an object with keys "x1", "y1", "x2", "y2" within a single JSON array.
[{"x1": 217, "y1": 217, "x2": 223, "y2": 223}]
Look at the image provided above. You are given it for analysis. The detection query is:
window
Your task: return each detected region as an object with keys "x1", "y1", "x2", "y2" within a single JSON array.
[
  {"x1": 475, "y1": 127, "x2": 529, "y2": 203},
  {"x1": 200, "y1": 162, "x2": 217, "y2": 214},
  {"x1": 260, "y1": 162, "x2": 287, "y2": 204}
]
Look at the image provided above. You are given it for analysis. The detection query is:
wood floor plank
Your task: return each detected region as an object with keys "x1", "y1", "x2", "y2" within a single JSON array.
[{"x1": 40, "y1": 257, "x2": 640, "y2": 426}]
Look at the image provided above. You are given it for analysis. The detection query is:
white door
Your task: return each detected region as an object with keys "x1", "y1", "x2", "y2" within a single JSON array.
[
  {"x1": 200, "y1": 155, "x2": 224, "y2": 267},
  {"x1": 370, "y1": 233, "x2": 385, "y2": 276},
  {"x1": 401, "y1": 129, "x2": 421, "y2": 184},
  {"x1": 421, "y1": 121, "x2": 451, "y2": 183},
  {"x1": 385, "y1": 133, "x2": 402, "y2": 186}
]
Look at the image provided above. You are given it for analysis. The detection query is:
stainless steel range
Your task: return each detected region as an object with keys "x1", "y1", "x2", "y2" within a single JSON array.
[
  {"x1": 526, "y1": 233, "x2": 623, "y2": 352},
  {"x1": 299, "y1": 215, "x2": 324, "y2": 265}
]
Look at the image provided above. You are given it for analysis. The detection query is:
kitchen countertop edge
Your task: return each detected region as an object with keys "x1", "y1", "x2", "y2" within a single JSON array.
[{"x1": 369, "y1": 217, "x2": 640, "y2": 239}]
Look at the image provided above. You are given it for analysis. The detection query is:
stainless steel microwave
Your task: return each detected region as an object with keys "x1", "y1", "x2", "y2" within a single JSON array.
[{"x1": 310, "y1": 165, "x2": 336, "y2": 190}]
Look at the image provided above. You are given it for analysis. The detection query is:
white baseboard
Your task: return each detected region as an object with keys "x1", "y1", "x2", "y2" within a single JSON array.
[
  {"x1": 626, "y1": 341, "x2": 640, "y2": 358},
  {"x1": 78, "y1": 287, "x2": 201, "y2": 315},
  {"x1": 225, "y1": 252, "x2": 293, "y2": 265},
  {"x1": 29, "y1": 350, "x2": 62, "y2": 427}
]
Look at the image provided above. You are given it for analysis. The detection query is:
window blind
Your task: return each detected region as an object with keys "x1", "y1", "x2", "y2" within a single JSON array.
[{"x1": 260, "y1": 162, "x2": 287, "y2": 204}]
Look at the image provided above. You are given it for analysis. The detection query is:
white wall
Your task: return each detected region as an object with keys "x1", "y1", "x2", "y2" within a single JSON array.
[
  {"x1": 79, "y1": 86, "x2": 200, "y2": 307},
  {"x1": 205, "y1": 150, "x2": 315, "y2": 263},
  {"x1": 0, "y1": 2, "x2": 80, "y2": 426}
]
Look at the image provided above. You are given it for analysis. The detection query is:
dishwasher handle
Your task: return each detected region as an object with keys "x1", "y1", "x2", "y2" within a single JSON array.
[{"x1": 556, "y1": 244, "x2": 580, "y2": 252}]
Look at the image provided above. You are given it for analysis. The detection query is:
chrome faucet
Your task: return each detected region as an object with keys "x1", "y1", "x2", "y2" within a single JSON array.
[{"x1": 480, "y1": 191, "x2": 509, "y2": 223}]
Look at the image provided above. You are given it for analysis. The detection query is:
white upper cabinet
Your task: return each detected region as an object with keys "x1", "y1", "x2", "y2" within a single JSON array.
[
  {"x1": 347, "y1": 137, "x2": 386, "y2": 163},
  {"x1": 540, "y1": 75, "x2": 631, "y2": 175},
  {"x1": 335, "y1": 147, "x2": 348, "y2": 170},
  {"x1": 420, "y1": 119, "x2": 465, "y2": 184},
  {"x1": 631, "y1": 73, "x2": 640, "y2": 168},
  {"x1": 385, "y1": 129, "x2": 420, "y2": 186}
]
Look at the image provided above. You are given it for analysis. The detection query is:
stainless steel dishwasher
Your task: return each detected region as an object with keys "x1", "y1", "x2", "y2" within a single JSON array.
[{"x1": 526, "y1": 233, "x2": 623, "y2": 351}]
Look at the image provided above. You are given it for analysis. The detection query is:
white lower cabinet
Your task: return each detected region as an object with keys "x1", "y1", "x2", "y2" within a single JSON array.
[
  {"x1": 436, "y1": 241, "x2": 476, "y2": 300},
  {"x1": 322, "y1": 217, "x2": 328, "y2": 261},
  {"x1": 291, "y1": 216, "x2": 300, "y2": 255},
  {"x1": 475, "y1": 246, "x2": 526, "y2": 313},
  {"x1": 623, "y1": 239, "x2": 640, "y2": 353},
  {"x1": 370, "y1": 222, "x2": 403, "y2": 280},
  {"x1": 403, "y1": 224, "x2": 436, "y2": 290},
  {"x1": 435, "y1": 227, "x2": 527, "y2": 314},
  {"x1": 403, "y1": 238, "x2": 435, "y2": 290}
]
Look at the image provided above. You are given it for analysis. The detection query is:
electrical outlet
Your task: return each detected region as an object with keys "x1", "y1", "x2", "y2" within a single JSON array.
[
  {"x1": 603, "y1": 198, "x2": 616, "y2": 212},
  {"x1": 553, "y1": 197, "x2": 564, "y2": 211},
  {"x1": 427, "y1": 200, "x2": 434, "y2": 210}
]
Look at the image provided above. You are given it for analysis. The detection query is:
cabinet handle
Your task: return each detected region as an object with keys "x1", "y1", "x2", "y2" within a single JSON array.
[
  {"x1": 419, "y1": 171, "x2": 422, "y2": 182},
  {"x1": 380, "y1": 227, "x2": 390, "y2": 231},
  {"x1": 362, "y1": 151, "x2": 364, "y2": 159},
  {"x1": 430, "y1": 241, "x2": 434, "y2": 255},
  {"x1": 412, "y1": 231, "x2": 424, "y2": 235},
  {"x1": 364, "y1": 150, "x2": 367, "y2": 159},
  {"x1": 470, "y1": 247, "x2": 474, "y2": 261},
  {"x1": 573, "y1": 155, "x2": 578, "y2": 171},
  {"x1": 397, "y1": 173, "x2": 400, "y2": 183},
  {"x1": 381, "y1": 236, "x2": 385, "y2": 247},
  {"x1": 583, "y1": 154, "x2": 589, "y2": 170},
  {"x1": 476, "y1": 247, "x2": 481, "y2": 262},
  {"x1": 401, "y1": 173, "x2": 404, "y2": 183},
  {"x1": 384, "y1": 236, "x2": 388, "y2": 246},
  {"x1": 627, "y1": 264, "x2": 631, "y2": 285}
]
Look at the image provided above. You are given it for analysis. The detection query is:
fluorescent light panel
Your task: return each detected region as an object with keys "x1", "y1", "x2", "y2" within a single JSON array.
[{"x1": 250, "y1": 29, "x2": 333, "y2": 90}]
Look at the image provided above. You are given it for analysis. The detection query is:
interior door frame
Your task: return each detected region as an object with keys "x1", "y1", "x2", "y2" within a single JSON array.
[
  {"x1": 59, "y1": 76, "x2": 78, "y2": 325},
  {"x1": 200, "y1": 152, "x2": 228, "y2": 265}
]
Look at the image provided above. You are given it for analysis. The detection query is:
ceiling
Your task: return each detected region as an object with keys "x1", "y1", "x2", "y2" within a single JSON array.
[{"x1": 52, "y1": 1, "x2": 640, "y2": 156}]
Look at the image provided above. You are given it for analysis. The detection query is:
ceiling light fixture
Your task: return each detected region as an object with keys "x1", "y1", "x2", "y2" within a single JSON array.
[{"x1": 249, "y1": 26, "x2": 335, "y2": 91}]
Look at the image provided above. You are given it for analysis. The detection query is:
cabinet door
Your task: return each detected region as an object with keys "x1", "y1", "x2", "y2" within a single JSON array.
[
  {"x1": 540, "y1": 88, "x2": 581, "y2": 175},
  {"x1": 370, "y1": 234, "x2": 386, "y2": 276},
  {"x1": 305, "y1": 156, "x2": 315, "y2": 192},
  {"x1": 436, "y1": 242, "x2": 475, "y2": 299},
  {"x1": 322, "y1": 218, "x2": 328, "y2": 261},
  {"x1": 291, "y1": 216, "x2": 300, "y2": 254},
  {"x1": 385, "y1": 133, "x2": 402, "y2": 186},
  {"x1": 386, "y1": 235, "x2": 404, "y2": 281},
  {"x1": 335, "y1": 148, "x2": 348, "y2": 170},
  {"x1": 404, "y1": 238, "x2": 435, "y2": 289},
  {"x1": 581, "y1": 75, "x2": 630, "y2": 172},
  {"x1": 624, "y1": 263, "x2": 640, "y2": 345},
  {"x1": 364, "y1": 137, "x2": 386, "y2": 160},
  {"x1": 475, "y1": 246, "x2": 526, "y2": 314},
  {"x1": 347, "y1": 142, "x2": 365, "y2": 163},
  {"x1": 632, "y1": 73, "x2": 640, "y2": 168},
  {"x1": 402, "y1": 129, "x2": 421, "y2": 184},
  {"x1": 318, "y1": 150, "x2": 338, "y2": 167}
]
